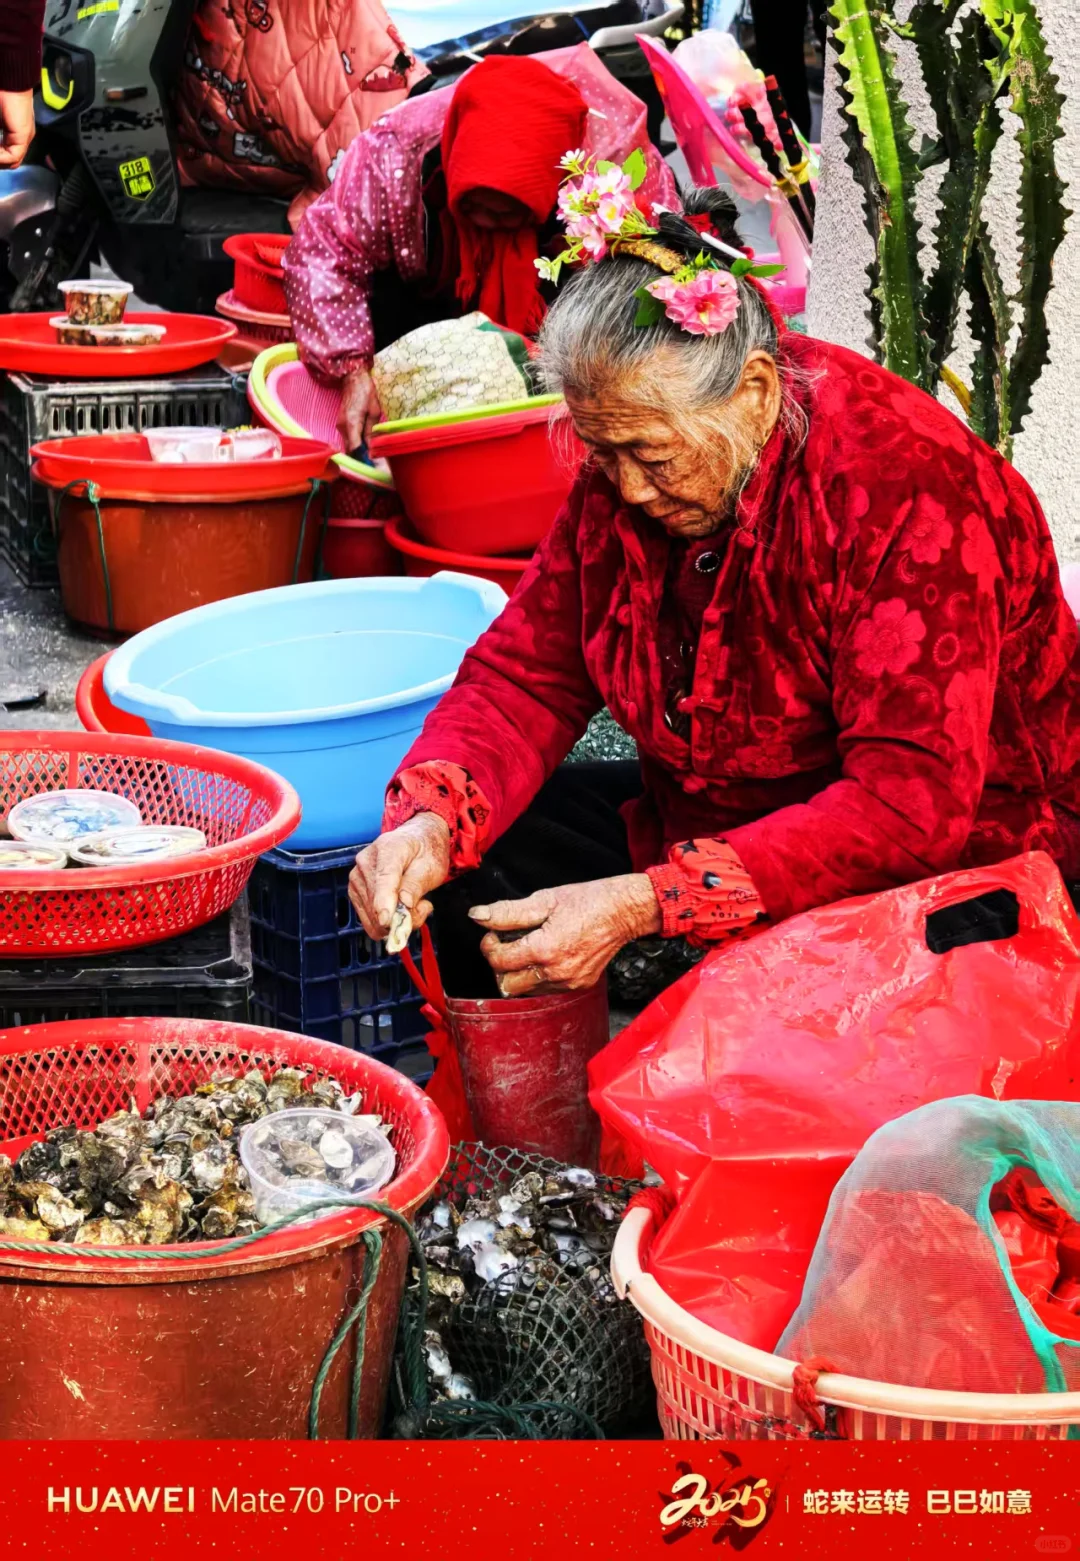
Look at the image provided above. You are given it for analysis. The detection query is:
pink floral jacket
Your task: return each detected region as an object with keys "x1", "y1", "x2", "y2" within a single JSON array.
[{"x1": 387, "y1": 332, "x2": 1080, "y2": 926}]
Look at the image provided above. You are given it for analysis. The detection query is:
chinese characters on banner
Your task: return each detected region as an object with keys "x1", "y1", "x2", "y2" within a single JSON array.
[{"x1": 803, "y1": 1489, "x2": 1033, "y2": 1516}]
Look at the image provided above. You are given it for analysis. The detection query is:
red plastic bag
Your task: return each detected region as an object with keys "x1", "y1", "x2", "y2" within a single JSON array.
[
  {"x1": 400, "y1": 926, "x2": 477, "y2": 1146},
  {"x1": 590, "y1": 854, "x2": 1080, "y2": 1349}
]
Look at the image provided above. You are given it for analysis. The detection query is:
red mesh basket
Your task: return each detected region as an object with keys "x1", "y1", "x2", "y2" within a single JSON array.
[
  {"x1": 0, "y1": 1016, "x2": 449, "y2": 1277},
  {"x1": 223, "y1": 233, "x2": 289, "y2": 314},
  {"x1": 0, "y1": 731, "x2": 300, "y2": 957}
]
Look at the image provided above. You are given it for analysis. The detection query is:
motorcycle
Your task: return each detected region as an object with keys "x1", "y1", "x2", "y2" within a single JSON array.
[{"x1": 0, "y1": 0, "x2": 681, "y2": 316}]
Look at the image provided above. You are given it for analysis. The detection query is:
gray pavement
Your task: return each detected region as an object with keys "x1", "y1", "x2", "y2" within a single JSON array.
[{"x1": 0, "y1": 561, "x2": 99, "y2": 730}]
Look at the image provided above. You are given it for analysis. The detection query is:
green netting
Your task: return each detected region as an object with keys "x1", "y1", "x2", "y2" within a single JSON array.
[
  {"x1": 390, "y1": 1144, "x2": 652, "y2": 1439},
  {"x1": 779, "y1": 1098, "x2": 1080, "y2": 1398}
]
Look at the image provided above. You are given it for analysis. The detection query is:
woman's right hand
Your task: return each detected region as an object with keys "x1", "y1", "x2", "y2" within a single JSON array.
[
  {"x1": 337, "y1": 367, "x2": 383, "y2": 452},
  {"x1": 348, "y1": 813, "x2": 451, "y2": 943}
]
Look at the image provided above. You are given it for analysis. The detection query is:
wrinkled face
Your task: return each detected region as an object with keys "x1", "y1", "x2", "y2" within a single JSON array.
[
  {"x1": 458, "y1": 187, "x2": 532, "y2": 231},
  {"x1": 566, "y1": 397, "x2": 729, "y2": 538},
  {"x1": 564, "y1": 351, "x2": 782, "y2": 540}
]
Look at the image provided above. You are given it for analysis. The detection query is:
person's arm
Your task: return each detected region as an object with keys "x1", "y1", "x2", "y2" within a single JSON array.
[
  {"x1": 724, "y1": 483, "x2": 1008, "y2": 922},
  {"x1": 0, "y1": 0, "x2": 46, "y2": 169},
  {"x1": 282, "y1": 124, "x2": 413, "y2": 384},
  {"x1": 349, "y1": 481, "x2": 605, "y2": 943}
]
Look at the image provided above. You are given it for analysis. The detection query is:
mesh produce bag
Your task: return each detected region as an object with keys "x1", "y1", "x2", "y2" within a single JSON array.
[
  {"x1": 372, "y1": 313, "x2": 535, "y2": 424},
  {"x1": 391, "y1": 1144, "x2": 651, "y2": 1438},
  {"x1": 778, "y1": 1098, "x2": 1080, "y2": 1394}
]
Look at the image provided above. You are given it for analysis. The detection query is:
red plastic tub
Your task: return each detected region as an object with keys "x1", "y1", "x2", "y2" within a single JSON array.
[
  {"x1": 76, "y1": 651, "x2": 150, "y2": 735},
  {"x1": 0, "y1": 730, "x2": 300, "y2": 956},
  {"x1": 369, "y1": 402, "x2": 581, "y2": 555},
  {"x1": 224, "y1": 232, "x2": 290, "y2": 314},
  {"x1": 0, "y1": 1016, "x2": 449, "y2": 1438},
  {"x1": 323, "y1": 516, "x2": 400, "y2": 578},
  {"x1": 386, "y1": 515, "x2": 530, "y2": 596},
  {"x1": 31, "y1": 433, "x2": 335, "y2": 634}
]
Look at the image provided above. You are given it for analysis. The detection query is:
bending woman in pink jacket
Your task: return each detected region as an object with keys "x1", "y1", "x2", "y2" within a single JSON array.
[{"x1": 283, "y1": 46, "x2": 677, "y2": 448}]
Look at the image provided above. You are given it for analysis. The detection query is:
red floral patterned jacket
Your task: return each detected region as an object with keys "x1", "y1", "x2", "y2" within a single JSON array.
[{"x1": 387, "y1": 333, "x2": 1080, "y2": 928}]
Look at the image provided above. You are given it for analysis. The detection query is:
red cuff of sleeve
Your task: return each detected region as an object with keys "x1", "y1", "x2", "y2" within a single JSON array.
[
  {"x1": 382, "y1": 762, "x2": 492, "y2": 874},
  {"x1": 646, "y1": 838, "x2": 768, "y2": 948}
]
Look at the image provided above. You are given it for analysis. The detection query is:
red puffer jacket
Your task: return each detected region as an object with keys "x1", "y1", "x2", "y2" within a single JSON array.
[
  {"x1": 396, "y1": 332, "x2": 1080, "y2": 922},
  {"x1": 173, "y1": 0, "x2": 426, "y2": 224}
]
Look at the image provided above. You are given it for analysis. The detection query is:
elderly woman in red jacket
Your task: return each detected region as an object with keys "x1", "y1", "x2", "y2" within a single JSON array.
[{"x1": 349, "y1": 177, "x2": 1080, "y2": 999}]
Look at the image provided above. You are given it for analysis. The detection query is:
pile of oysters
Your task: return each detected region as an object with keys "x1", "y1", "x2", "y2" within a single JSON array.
[
  {"x1": 414, "y1": 1163, "x2": 634, "y2": 1405},
  {"x1": 0, "y1": 1067, "x2": 381, "y2": 1246}
]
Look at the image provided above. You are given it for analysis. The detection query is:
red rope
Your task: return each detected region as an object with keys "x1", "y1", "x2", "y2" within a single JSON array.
[{"x1": 791, "y1": 1355, "x2": 841, "y2": 1434}]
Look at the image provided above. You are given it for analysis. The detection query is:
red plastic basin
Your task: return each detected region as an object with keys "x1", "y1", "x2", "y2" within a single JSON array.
[
  {"x1": 386, "y1": 515, "x2": 531, "y2": 596},
  {"x1": 322, "y1": 516, "x2": 400, "y2": 578},
  {"x1": 30, "y1": 432, "x2": 333, "y2": 500},
  {"x1": 370, "y1": 403, "x2": 581, "y2": 556},
  {"x1": 76, "y1": 651, "x2": 150, "y2": 735}
]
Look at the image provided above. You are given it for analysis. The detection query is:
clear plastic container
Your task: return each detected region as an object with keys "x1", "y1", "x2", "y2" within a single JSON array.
[
  {"x1": 143, "y1": 427, "x2": 227, "y2": 464},
  {"x1": 58, "y1": 279, "x2": 133, "y2": 324},
  {"x1": 50, "y1": 317, "x2": 166, "y2": 347},
  {"x1": 8, "y1": 789, "x2": 142, "y2": 844},
  {"x1": 0, "y1": 840, "x2": 70, "y2": 870},
  {"x1": 239, "y1": 1107, "x2": 397, "y2": 1226},
  {"x1": 143, "y1": 426, "x2": 282, "y2": 464},
  {"x1": 67, "y1": 825, "x2": 206, "y2": 867}
]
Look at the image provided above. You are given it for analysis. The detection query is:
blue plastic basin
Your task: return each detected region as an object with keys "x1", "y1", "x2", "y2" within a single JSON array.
[{"x1": 103, "y1": 573, "x2": 507, "y2": 849}]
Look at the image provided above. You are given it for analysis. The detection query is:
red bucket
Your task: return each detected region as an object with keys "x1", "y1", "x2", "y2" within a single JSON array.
[
  {"x1": 322, "y1": 516, "x2": 400, "y2": 578},
  {"x1": 447, "y1": 982, "x2": 610, "y2": 1167},
  {"x1": 0, "y1": 1016, "x2": 449, "y2": 1438}
]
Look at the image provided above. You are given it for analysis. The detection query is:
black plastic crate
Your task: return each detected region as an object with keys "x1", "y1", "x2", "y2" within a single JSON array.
[
  {"x1": 249, "y1": 844, "x2": 431, "y2": 1080},
  {"x1": 0, "y1": 899, "x2": 251, "y2": 1028},
  {"x1": 0, "y1": 366, "x2": 247, "y2": 586}
]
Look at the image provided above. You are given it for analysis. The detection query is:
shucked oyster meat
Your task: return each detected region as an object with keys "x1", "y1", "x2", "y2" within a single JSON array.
[{"x1": 0, "y1": 1065, "x2": 387, "y2": 1246}]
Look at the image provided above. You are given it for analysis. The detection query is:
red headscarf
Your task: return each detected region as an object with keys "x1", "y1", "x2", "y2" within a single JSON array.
[{"x1": 440, "y1": 56, "x2": 588, "y2": 337}]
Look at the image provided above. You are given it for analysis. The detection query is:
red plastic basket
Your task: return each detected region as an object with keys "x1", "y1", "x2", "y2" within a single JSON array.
[
  {"x1": 223, "y1": 233, "x2": 290, "y2": 314},
  {"x1": 0, "y1": 1016, "x2": 449, "y2": 1276},
  {"x1": 0, "y1": 732, "x2": 300, "y2": 956}
]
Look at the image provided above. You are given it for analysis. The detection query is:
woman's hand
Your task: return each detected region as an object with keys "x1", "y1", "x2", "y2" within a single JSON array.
[
  {"x1": 338, "y1": 367, "x2": 383, "y2": 452},
  {"x1": 0, "y1": 90, "x2": 35, "y2": 169},
  {"x1": 348, "y1": 813, "x2": 451, "y2": 943},
  {"x1": 472, "y1": 874, "x2": 662, "y2": 996}
]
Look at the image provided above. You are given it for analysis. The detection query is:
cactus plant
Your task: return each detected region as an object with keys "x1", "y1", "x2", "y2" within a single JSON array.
[{"x1": 827, "y1": 0, "x2": 1068, "y2": 457}]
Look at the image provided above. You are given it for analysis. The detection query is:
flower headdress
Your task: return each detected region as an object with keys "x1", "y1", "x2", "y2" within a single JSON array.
[{"x1": 536, "y1": 149, "x2": 782, "y2": 337}]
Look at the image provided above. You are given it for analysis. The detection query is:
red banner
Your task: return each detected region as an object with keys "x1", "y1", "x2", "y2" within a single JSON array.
[{"x1": 1, "y1": 1440, "x2": 1077, "y2": 1558}]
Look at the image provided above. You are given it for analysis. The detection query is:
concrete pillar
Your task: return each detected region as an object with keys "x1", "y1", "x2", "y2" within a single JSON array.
[{"x1": 807, "y1": 1, "x2": 1080, "y2": 559}]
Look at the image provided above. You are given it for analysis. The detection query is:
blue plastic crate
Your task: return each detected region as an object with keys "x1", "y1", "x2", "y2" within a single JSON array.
[{"x1": 248, "y1": 843, "x2": 431, "y2": 1081}]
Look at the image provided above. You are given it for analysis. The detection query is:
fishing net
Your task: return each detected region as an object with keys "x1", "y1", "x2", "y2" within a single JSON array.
[
  {"x1": 390, "y1": 1143, "x2": 652, "y2": 1439},
  {"x1": 778, "y1": 1098, "x2": 1080, "y2": 1394}
]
